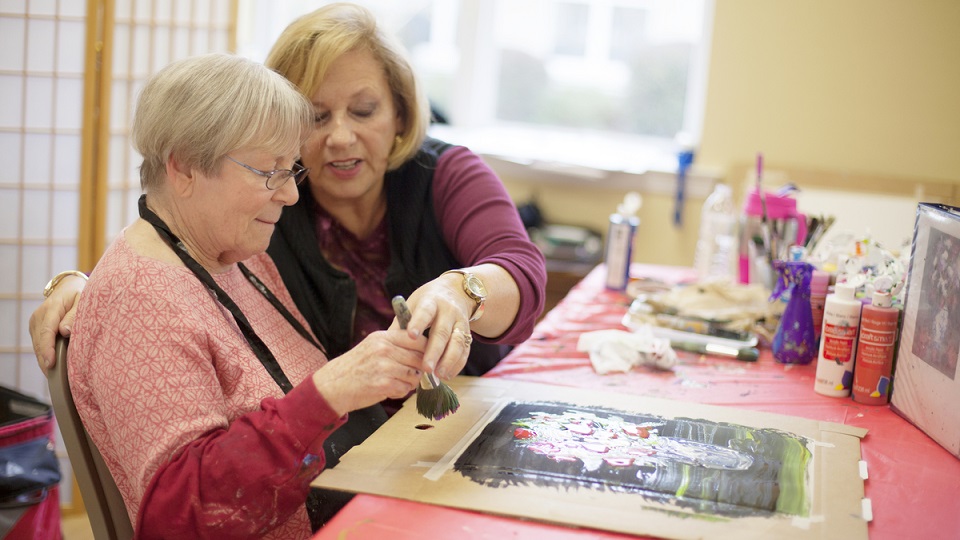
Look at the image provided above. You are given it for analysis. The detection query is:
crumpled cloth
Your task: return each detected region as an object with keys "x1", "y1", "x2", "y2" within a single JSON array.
[{"x1": 577, "y1": 328, "x2": 677, "y2": 374}]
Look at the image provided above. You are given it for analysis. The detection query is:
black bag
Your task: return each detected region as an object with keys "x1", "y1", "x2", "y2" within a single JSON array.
[{"x1": 0, "y1": 386, "x2": 61, "y2": 506}]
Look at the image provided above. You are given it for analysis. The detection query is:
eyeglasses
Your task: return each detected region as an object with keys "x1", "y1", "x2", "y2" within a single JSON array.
[{"x1": 225, "y1": 155, "x2": 309, "y2": 190}]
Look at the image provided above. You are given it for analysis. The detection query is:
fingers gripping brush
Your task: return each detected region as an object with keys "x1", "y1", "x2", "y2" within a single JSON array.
[{"x1": 392, "y1": 296, "x2": 460, "y2": 421}]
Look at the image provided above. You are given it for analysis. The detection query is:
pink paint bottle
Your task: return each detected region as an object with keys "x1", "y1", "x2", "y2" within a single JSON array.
[
  {"x1": 852, "y1": 291, "x2": 900, "y2": 405},
  {"x1": 809, "y1": 270, "x2": 830, "y2": 343}
]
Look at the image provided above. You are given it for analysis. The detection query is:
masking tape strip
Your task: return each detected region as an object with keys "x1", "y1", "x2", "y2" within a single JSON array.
[
  {"x1": 424, "y1": 397, "x2": 509, "y2": 481},
  {"x1": 858, "y1": 460, "x2": 869, "y2": 480},
  {"x1": 861, "y1": 498, "x2": 873, "y2": 522}
]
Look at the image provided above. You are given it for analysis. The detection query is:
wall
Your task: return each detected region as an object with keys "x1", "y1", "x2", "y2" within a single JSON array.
[{"x1": 498, "y1": 0, "x2": 960, "y2": 267}]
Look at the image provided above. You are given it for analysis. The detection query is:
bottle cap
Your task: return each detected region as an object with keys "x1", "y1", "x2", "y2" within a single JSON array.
[
  {"x1": 834, "y1": 282, "x2": 856, "y2": 300},
  {"x1": 872, "y1": 291, "x2": 892, "y2": 308},
  {"x1": 789, "y1": 245, "x2": 806, "y2": 261}
]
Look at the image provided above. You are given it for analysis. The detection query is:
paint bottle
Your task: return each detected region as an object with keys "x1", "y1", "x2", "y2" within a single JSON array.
[
  {"x1": 604, "y1": 192, "x2": 641, "y2": 290},
  {"x1": 852, "y1": 291, "x2": 900, "y2": 405},
  {"x1": 809, "y1": 270, "x2": 830, "y2": 343},
  {"x1": 814, "y1": 283, "x2": 862, "y2": 397}
]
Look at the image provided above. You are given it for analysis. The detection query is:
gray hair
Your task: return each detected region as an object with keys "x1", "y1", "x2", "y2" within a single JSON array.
[{"x1": 133, "y1": 53, "x2": 313, "y2": 190}]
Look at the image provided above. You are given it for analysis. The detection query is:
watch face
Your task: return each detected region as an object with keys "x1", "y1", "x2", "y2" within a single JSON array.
[{"x1": 465, "y1": 274, "x2": 488, "y2": 299}]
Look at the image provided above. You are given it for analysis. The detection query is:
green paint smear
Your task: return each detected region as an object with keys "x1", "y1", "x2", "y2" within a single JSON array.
[
  {"x1": 774, "y1": 435, "x2": 811, "y2": 515},
  {"x1": 675, "y1": 463, "x2": 691, "y2": 498}
]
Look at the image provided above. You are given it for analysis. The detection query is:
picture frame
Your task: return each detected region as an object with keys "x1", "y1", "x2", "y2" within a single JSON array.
[{"x1": 890, "y1": 203, "x2": 960, "y2": 459}]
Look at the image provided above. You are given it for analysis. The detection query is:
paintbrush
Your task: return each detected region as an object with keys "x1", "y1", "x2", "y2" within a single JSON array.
[
  {"x1": 391, "y1": 295, "x2": 460, "y2": 421},
  {"x1": 670, "y1": 340, "x2": 759, "y2": 362},
  {"x1": 756, "y1": 153, "x2": 773, "y2": 266}
]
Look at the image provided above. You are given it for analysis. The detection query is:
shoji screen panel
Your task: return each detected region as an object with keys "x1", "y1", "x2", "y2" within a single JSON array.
[
  {"x1": 0, "y1": 3, "x2": 88, "y2": 402},
  {"x1": 0, "y1": 0, "x2": 90, "y2": 511},
  {"x1": 105, "y1": 0, "x2": 234, "y2": 248},
  {"x1": 1, "y1": 0, "x2": 235, "y2": 511}
]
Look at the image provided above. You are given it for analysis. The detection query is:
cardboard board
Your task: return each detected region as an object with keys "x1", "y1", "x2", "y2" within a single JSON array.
[
  {"x1": 891, "y1": 203, "x2": 960, "y2": 459},
  {"x1": 313, "y1": 377, "x2": 868, "y2": 539}
]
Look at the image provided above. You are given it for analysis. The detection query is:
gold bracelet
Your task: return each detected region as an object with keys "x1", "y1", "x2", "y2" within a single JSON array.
[{"x1": 43, "y1": 270, "x2": 88, "y2": 298}]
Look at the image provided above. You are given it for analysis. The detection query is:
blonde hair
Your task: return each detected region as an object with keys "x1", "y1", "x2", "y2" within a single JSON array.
[
  {"x1": 265, "y1": 3, "x2": 429, "y2": 171},
  {"x1": 133, "y1": 53, "x2": 313, "y2": 190}
]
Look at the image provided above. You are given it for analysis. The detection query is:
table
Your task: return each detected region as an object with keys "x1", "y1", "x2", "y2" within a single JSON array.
[{"x1": 313, "y1": 264, "x2": 960, "y2": 539}]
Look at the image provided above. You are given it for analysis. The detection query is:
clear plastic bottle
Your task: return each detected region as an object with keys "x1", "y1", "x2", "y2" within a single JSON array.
[{"x1": 693, "y1": 183, "x2": 737, "y2": 281}]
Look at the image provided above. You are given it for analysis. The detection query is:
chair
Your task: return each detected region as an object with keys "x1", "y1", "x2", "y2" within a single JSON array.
[{"x1": 48, "y1": 336, "x2": 134, "y2": 540}]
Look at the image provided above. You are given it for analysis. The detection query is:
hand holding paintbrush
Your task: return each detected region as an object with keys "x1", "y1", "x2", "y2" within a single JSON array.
[{"x1": 392, "y1": 295, "x2": 461, "y2": 421}]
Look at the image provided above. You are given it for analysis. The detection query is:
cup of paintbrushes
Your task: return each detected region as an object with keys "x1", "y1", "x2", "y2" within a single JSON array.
[
  {"x1": 391, "y1": 295, "x2": 461, "y2": 421},
  {"x1": 738, "y1": 188, "x2": 806, "y2": 288}
]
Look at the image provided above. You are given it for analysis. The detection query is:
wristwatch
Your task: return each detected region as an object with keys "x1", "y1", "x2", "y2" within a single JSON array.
[{"x1": 442, "y1": 270, "x2": 487, "y2": 322}]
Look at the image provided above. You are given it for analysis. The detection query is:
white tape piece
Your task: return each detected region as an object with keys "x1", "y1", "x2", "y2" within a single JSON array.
[
  {"x1": 423, "y1": 398, "x2": 509, "y2": 481},
  {"x1": 859, "y1": 460, "x2": 869, "y2": 480},
  {"x1": 861, "y1": 498, "x2": 873, "y2": 522}
]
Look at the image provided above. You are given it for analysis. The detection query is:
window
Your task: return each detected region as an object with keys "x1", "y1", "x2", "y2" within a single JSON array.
[{"x1": 237, "y1": 0, "x2": 713, "y2": 176}]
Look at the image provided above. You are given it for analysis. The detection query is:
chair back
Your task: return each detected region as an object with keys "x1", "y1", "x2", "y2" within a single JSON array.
[{"x1": 48, "y1": 336, "x2": 134, "y2": 540}]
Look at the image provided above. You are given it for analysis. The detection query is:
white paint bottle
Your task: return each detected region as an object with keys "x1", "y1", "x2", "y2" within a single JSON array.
[{"x1": 814, "y1": 283, "x2": 863, "y2": 397}]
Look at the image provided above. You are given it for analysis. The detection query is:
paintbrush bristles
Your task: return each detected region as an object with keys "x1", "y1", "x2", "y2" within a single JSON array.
[
  {"x1": 416, "y1": 373, "x2": 461, "y2": 420},
  {"x1": 391, "y1": 295, "x2": 461, "y2": 421}
]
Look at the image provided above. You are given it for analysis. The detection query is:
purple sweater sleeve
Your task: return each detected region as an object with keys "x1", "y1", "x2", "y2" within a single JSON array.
[{"x1": 433, "y1": 145, "x2": 547, "y2": 343}]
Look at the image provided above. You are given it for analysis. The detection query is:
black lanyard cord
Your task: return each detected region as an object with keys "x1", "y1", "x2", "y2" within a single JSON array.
[{"x1": 137, "y1": 195, "x2": 323, "y2": 394}]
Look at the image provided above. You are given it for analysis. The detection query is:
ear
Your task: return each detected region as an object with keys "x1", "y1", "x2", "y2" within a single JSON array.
[{"x1": 164, "y1": 155, "x2": 196, "y2": 197}]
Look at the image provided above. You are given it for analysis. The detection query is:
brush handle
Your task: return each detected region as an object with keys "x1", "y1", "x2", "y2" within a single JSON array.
[
  {"x1": 393, "y1": 295, "x2": 437, "y2": 388},
  {"x1": 420, "y1": 372, "x2": 439, "y2": 390},
  {"x1": 391, "y1": 295, "x2": 412, "y2": 329}
]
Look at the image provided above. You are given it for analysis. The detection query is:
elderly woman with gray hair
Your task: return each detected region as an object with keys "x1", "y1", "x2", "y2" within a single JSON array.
[{"x1": 65, "y1": 53, "x2": 431, "y2": 539}]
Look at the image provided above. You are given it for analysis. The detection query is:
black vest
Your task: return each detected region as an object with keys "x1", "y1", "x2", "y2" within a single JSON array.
[
  {"x1": 268, "y1": 137, "x2": 505, "y2": 375},
  {"x1": 267, "y1": 138, "x2": 507, "y2": 527}
]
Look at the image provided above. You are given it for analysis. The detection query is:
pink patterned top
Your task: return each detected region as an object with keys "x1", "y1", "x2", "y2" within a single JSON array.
[{"x1": 68, "y1": 234, "x2": 345, "y2": 539}]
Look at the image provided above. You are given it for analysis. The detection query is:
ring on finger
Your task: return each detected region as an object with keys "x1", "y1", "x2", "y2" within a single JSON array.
[{"x1": 455, "y1": 327, "x2": 473, "y2": 347}]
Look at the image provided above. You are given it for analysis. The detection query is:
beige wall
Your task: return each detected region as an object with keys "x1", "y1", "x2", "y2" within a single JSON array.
[
  {"x1": 499, "y1": 0, "x2": 960, "y2": 267},
  {"x1": 700, "y1": 0, "x2": 960, "y2": 182}
]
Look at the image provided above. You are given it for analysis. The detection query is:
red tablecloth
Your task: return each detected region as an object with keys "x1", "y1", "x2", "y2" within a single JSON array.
[{"x1": 313, "y1": 264, "x2": 960, "y2": 539}]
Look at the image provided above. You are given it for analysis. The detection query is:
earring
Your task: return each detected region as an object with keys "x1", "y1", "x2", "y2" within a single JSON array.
[{"x1": 394, "y1": 135, "x2": 402, "y2": 148}]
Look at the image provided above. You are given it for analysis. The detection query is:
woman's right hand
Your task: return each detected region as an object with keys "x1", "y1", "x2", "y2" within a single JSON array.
[
  {"x1": 311, "y1": 328, "x2": 428, "y2": 417},
  {"x1": 30, "y1": 275, "x2": 87, "y2": 374}
]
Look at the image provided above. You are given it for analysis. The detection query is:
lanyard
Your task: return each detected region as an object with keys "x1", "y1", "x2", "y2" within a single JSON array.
[{"x1": 137, "y1": 195, "x2": 325, "y2": 394}]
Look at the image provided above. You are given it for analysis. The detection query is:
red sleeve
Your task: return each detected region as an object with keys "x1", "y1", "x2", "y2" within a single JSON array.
[
  {"x1": 433, "y1": 146, "x2": 547, "y2": 343},
  {"x1": 136, "y1": 381, "x2": 344, "y2": 538}
]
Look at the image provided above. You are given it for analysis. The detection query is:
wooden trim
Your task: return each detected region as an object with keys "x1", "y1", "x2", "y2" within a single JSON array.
[
  {"x1": 228, "y1": 0, "x2": 239, "y2": 52},
  {"x1": 79, "y1": 0, "x2": 114, "y2": 272}
]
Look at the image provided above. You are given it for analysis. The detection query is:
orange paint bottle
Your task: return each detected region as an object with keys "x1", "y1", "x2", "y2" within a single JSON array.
[{"x1": 852, "y1": 291, "x2": 900, "y2": 405}]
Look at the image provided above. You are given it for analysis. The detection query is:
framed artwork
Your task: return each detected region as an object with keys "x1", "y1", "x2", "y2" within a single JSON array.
[
  {"x1": 891, "y1": 203, "x2": 960, "y2": 459},
  {"x1": 314, "y1": 377, "x2": 869, "y2": 539}
]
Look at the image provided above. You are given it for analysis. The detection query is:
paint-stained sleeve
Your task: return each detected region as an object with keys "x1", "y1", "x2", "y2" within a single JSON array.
[{"x1": 136, "y1": 381, "x2": 344, "y2": 538}]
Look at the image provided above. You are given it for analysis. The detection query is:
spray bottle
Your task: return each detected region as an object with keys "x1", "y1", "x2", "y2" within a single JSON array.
[{"x1": 604, "y1": 192, "x2": 642, "y2": 290}]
